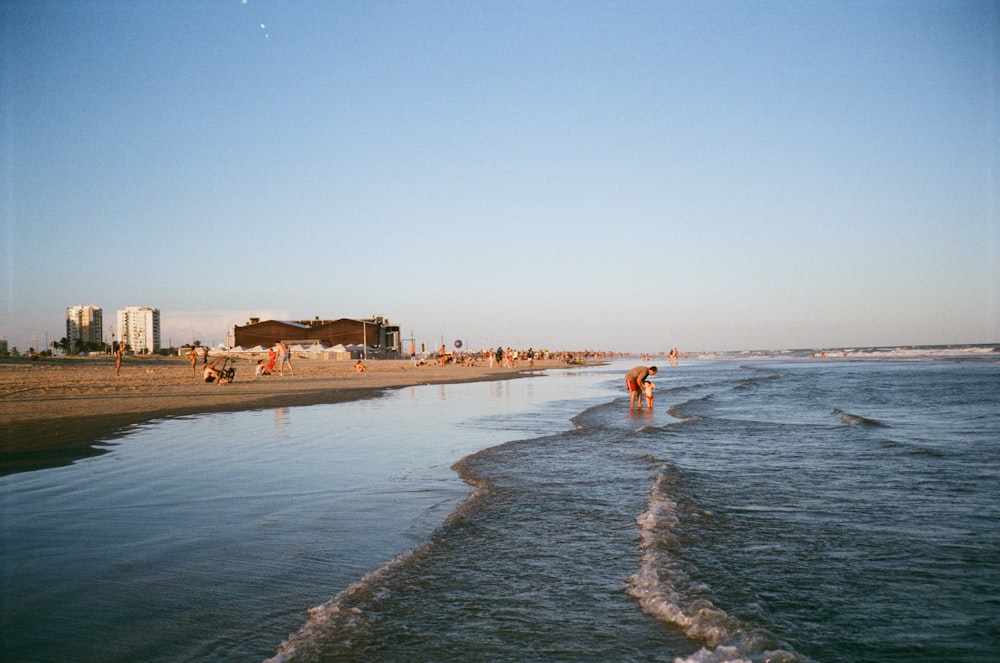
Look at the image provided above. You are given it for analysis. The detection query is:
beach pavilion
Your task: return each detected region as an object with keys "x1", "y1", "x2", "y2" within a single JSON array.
[{"x1": 233, "y1": 316, "x2": 401, "y2": 358}]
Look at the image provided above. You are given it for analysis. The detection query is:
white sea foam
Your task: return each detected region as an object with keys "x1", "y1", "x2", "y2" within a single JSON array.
[
  {"x1": 696, "y1": 343, "x2": 998, "y2": 362},
  {"x1": 266, "y1": 458, "x2": 496, "y2": 663},
  {"x1": 625, "y1": 467, "x2": 805, "y2": 663},
  {"x1": 625, "y1": 468, "x2": 734, "y2": 645},
  {"x1": 265, "y1": 544, "x2": 425, "y2": 663}
]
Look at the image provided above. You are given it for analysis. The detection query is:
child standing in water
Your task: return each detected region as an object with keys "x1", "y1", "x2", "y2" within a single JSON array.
[{"x1": 643, "y1": 379, "x2": 655, "y2": 409}]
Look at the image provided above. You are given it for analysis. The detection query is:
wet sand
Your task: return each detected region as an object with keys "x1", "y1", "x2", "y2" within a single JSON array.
[{"x1": 0, "y1": 355, "x2": 567, "y2": 474}]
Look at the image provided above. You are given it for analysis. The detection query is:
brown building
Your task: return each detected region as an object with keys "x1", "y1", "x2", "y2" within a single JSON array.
[{"x1": 233, "y1": 316, "x2": 400, "y2": 357}]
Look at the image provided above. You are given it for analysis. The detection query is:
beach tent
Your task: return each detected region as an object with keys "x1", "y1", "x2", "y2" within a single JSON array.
[
  {"x1": 315, "y1": 343, "x2": 351, "y2": 360},
  {"x1": 345, "y1": 344, "x2": 377, "y2": 359}
]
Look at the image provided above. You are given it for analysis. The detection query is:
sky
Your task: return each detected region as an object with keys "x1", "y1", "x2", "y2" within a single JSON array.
[{"x1": 1, "y1": 0, "x2": 997, "y2": 353}]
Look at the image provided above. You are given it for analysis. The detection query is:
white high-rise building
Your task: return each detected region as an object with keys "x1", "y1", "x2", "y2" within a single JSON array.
[
  {"x1": 117, "y1": 306, "x2": 161, "y2": 354},
  {"x1": 66, "y1": 305, "x2": 103, "y2": 351}
]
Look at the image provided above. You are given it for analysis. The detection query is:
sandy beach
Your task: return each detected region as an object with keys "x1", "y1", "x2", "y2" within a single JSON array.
[{"x1": 0, "y1": 354, "x2": 567, "y2": 473}]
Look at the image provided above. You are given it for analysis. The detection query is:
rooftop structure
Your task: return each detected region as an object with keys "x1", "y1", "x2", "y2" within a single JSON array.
[{"x1": 234, "y1": 316, "x2": 400, "y2": 357}]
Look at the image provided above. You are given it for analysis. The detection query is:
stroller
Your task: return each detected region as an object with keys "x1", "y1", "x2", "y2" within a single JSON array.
[
  {"x1": 206, "y1": 356, "x2": 237, "y2": 384},
  {"x1": 217, "y1": 356, "x2": 237, "y2": 383}
]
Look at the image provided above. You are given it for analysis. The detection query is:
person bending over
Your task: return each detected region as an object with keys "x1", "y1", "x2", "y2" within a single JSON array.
[{"x1": 625, "y1": 365, "x2": 657, "y2": 409}]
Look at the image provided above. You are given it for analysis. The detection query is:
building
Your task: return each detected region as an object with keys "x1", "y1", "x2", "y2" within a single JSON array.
[
  {"x1": 117, "y1": 306, "x2": 161, "y2": 354},
  {"x1": 234, "y1": 316, "x2": 401, "y2": 357},
  {"x1": 66, "y1": 305, "x2": 103, "y2": 351}
]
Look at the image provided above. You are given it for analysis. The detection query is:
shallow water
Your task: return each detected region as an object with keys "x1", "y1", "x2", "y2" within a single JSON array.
[
  {"x1": 1, "y1": 371, "x2": 611, "y2": 661},
  {"x1": 2, "y1": 356, "x2": 999, "y2": 662}
]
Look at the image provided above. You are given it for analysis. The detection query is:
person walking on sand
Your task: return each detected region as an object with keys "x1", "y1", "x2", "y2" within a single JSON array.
[
  {"x1": 275, "y1": 340, "x2": 293, "y2": 376},
  {"x1": 187, "y1": 346, "x2": 198, "y2": 376},
  {"x1": 625, "y1": 365, "x2": 657, "y2": 409},
  {"x1": 115, "y1": 344, "x2": 125, "y2": 377}
]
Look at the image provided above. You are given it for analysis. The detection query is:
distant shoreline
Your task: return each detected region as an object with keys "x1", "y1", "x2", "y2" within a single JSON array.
[
  {"x1": 0, "y1": 355, "x2": 575, "y2": 475},
  {"x1": 4, "y1": 345, "x2": 995, "y2": 474}
]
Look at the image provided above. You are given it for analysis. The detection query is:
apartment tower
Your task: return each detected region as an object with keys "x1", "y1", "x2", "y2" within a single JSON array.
[
  {"x1": 66, "y1": 305, "x2": 104, "y2": 350},
  {"x1": 117, "y1": 306, "x2": 161, "y2": 354}
]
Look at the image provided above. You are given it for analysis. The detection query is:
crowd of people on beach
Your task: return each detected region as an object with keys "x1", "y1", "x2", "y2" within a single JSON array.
[
  {"x1": 419, "y1": 346, "x2": 624, "y2": 368},
  {"x1": 180, "y1": 341, "x2": 295, "y2": 384},
  {"x1": 109, "y1": 342, "x2": 628, "y2": 386},
  {"x1": 107, "y1": 341, "x2": 686, "y2": 418}
]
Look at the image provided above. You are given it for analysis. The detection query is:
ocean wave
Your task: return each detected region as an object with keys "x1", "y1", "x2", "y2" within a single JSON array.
[
  {"x1": 674, "y1": 644, "x2": 804, "y2": 663},
  {"x1": 266, "y1": 458, "x2": 493, "y2": 663},
  {"x1": 264, "y1": 541, "x2": 433, "y2": 663},
  {"x1": 624, "y1": 467, "x2": 805, "y2": 663},
  {"x1": 829, "y1": 408, "x2": 887, "y2": 427},
  {"x1": 667, "y1": 403, "x2": 702, "y2": 422},
  {"x1": 841, "y1": 344, "x2": 1000, "y2": 361},
  {"x1": 667, "y1": 393, "x2": 715, "y2": 420},
  {"x1": 696, "y1": 343, "x2": 1000, "y2": 362}
]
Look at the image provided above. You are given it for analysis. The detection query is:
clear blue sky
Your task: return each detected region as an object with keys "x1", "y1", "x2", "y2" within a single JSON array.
[{"x1": 2, "y1": 0, "x2": 997, "y2": 353}]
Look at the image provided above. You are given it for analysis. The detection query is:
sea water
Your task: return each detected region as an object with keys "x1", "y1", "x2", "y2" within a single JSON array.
[{"x1": 2, "y1": 349, "x2": 998, "y2": 662}]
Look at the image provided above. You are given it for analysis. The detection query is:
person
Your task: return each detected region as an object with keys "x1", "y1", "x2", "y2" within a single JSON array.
[
  {"x1": 115, "y1": 344, "x2": 125, "y2": 377},
  {"x1": 255, "y1": 359, "x2": 271, "y2": 377},
  {"x1": 438, "y1": 344, "x2": 448, "y2": 366},
  {"x1": 643, "y1": 379, "x2": 656, "y2": 409},
  {"x1": 187, "y1": 347, "x2": 198, "y2": 376},
  {"x1": 266, "y1": 347, "x2": 277, "y2": 373},
  {"x1": 625, "y1": 365, "x2": 657, "y2": 409},
  {"x1": 204, "y1": 356, "x2": 230, "y2": 384},
  {"x1": 275, "y1": 340, "x2": 293, "y2": 376},
  {"x1": 354, "y1": 360, "x2": 368, "y2": 373},
  {"x1": 203, "y1": 347, "x2": 210, "y2": 366}
]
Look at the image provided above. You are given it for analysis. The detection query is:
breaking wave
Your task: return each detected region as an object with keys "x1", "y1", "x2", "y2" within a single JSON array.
[
  {"x1": 624, "y1": 467, "x2": 805, "y2": 663},
  {"x1": 830, "y1": 408, "x2": 887, "y2": 427}
]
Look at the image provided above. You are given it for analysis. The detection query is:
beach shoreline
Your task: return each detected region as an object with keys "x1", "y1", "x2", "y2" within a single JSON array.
[{"x1": 0, "y1": 355, "x2": 572, "y2": 474}]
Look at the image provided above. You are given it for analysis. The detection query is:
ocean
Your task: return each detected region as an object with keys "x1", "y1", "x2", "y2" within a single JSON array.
[{"x1": 2, "y1": 346, "x2": 998, "y2": 662}]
